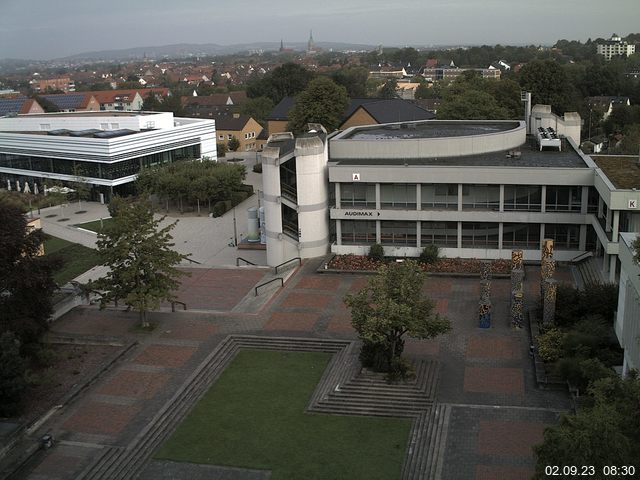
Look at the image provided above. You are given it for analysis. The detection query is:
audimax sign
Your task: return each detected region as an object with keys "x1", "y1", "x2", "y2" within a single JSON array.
[{"x1": 344, "y1": 211, "x2": 381, "y2": 217}]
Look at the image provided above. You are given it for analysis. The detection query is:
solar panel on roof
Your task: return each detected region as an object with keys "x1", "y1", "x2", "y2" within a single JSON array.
[
  {"x1": 41, "y1": 94, "x2": 86, "y2": 110},
  {"x1": 0, "y1": 98, "x2": 27, "y2": 116}
]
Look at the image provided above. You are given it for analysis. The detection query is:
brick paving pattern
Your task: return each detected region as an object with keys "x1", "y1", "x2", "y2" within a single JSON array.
[{"x1": 18, "y1": 260, "x2": 576, "y2": 480}]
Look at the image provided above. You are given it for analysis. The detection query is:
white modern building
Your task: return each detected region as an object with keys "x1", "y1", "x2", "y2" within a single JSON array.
[
  {"x1": 596, "y1": 34, "x2": 636, "y2": 61},
  {"x1": 615, "y1": 233, "x2": 640, "y2": 375},
  {"x1": 0, "y1": 111, "x2": 216, "y2": 200},
  {"x1": 262, "y1": 106, "x2": 640, "y2": 285}
]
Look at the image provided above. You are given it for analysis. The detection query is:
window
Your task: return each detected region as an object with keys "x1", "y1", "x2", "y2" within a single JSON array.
[
  {"x1": 461, "y1": 223, "x2": 499, "y2": 248},
  {"x1": 110, "y1": 123, "x2": 119, "y2": 129},
  {"x1": 380, "y1": 221, "x2": 416, "y2": 246},
  {"x1": 380, "y1": 184, "x2": 417, "y2": 209},
  {"x1": 341, "y1": 220, "x2": 376, "y2": 245},
  {"x1": 227, "y1": 134, "x2": 233, "y2": 140},
  {"x1": 39, "y1": 124, "x2": 51, "y2": 130},
  {"x1": 340, "y1": 183, "x2": 376, "y2": 208},
  {"x1": 219, "y1": 135, "x2": 224, "y2": 140},
  {"x1": 545, "y1": 186, "x2": 582, "y2": 212},
  {"x1": 100, "y1": 123, "x2": 109, "y2": 130},
  {"x1": 544, "y1": 224, "x2": 579, "y2": 249},
  {"x1": 504, "y1": 186, "x2": 541, "y2": 211},
  {"x1": 502, "y1": 223, "x2": 540, "y2": 248},
  {"x1": 462, "y1": 184, "x2": 500, "y2": 210},
  {"x1": 421, "y1": 222, "x2": 457, "y2": 246},
  {"x1": 422, "y1": 184, "x2": 457, "y2": 210}
]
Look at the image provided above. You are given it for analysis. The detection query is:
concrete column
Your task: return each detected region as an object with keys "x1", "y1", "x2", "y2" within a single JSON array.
[
  {"x1": 598, "y1": 196, "x2": 603, "y2": 218},
  {"x1": 336, "y1": 219, "x2": 342, "y2": 246},
  {"x1": 416, "y1": 221, "x2": 421, "y2": 248},
  {"x1": 609, "y1": 255, "x2": 617, "y2": 283},
  {"x1": 457, "y1": 221, "x2": 462, "y2": 249},
  {"x1": 458, "y1": 184, "x2": 463, "y2": 211},
  {"x1": 375, "y1": 183, "x2": 381, "y2": 210},
  {"x1": 335, "y1": 183, "x2": 341, "y2": 209},
  {"x1": 605, "y1": 206, "x2": 612, "y2": 232},
  {"x1": 612, "y1": 210, "x2": 620, "y2": 240},
  {"x1": 541, "y1": 185, "x2": 547, "y2": 213},
  {"x1": 602, "y1": 253, "x2": 609, "y2": 275},
  {"x1": 579, "y1": 225, "x2": 587, "y2": 251},
  {"x1": 539, "y1": 224, "x2": 545, "y2": 250},
  {"x1": 499, "y1": 185, "x2": 505, "y2": 213},
  {"x1": 581, "y1": 186, "x2": 589, "y2": 215},
  {"x1": 376, "y1": 220, "x2": 381, "y2": 244},
  {"x1": 498, "y1": 222, "x2": 504, "y2": 251},
  {"x1": 416, "y1": 184, "x2": 421, "y2": 211}
]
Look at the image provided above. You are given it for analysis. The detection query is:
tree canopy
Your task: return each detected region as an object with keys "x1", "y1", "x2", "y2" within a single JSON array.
[
  {"x1": 89, "y1": 197, "x2": 189, "y2": 327},
  {"x1": 287, "y1": 76, "x2": 349, "y2": 133},
  {"x1": 517, "y1": 59, "x2": 577, "y2": 113},
  {"x1": 534, "y1": 373, "x2": 640, "y2": 477},
  {"x1": 246, "y1": 62, "x2": 315, "y2": 104},
  {"x1": 344, "y1": 260, "x2": 451, "y2": 373},
  {"x1": 0, "y1": 200, "x2": 57, "y2": 346}
]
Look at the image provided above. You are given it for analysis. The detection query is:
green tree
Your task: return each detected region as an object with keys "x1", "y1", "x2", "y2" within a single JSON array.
[
  {"x1": 344, "y1": 260, "x2": 451, "y2": 373},
  {"x1": 89, "y1": 197, "x2": 189, "y2": 327},
  {"x1": 240, "y1": 96, "x2": 274, "y2": 128},
  {"x1": 287, "y1": 77, "x2": 349, "y2": 133},
  {"x1": 518, "y1": 59, "x2": 576, "y2": 113},
  {"x1": 0, "y1": 332, "x2": 27, "y2": 417},
  {"x1": 380, "y1": 79, "x2": 398, "y2": 99},
  {"x1": 331, "y1": 66, "x2": 369, "y2": 97},
  {"x1": 438, "y1": 90, "x2": 509, "y2": 120},
  {"x1": 533, "y1": 373, "x2": 640, "y2": 477},
  {"x1": 246, "y1": 63, "x2": 314, "y2": 104},
  {"x1": 0, "y1": 200, "x2": 57, "y2": 345},
  {"x1": 227, "y1": 136, "x2": 241, "y2": 152}
]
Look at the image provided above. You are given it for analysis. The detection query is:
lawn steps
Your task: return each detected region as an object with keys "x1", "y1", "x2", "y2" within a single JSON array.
[
  {"x1": 308, "y1": 354, "x2": 440, "y2": 418},
  {"x1": 76, "y1": 335, "x2": 350, "y2": 480},
  {"x1": 401, "y1": 403, "x2": 451, "y2": 480}
]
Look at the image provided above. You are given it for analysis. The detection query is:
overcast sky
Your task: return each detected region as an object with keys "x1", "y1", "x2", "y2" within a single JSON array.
[{"x1": 1, "y1": 0, "x2": 638, "y2": 60}]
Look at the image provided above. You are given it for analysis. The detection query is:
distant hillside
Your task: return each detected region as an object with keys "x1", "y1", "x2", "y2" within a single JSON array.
[{"x1": 57, "y1": 41, "x2": 378, "y2": 61}]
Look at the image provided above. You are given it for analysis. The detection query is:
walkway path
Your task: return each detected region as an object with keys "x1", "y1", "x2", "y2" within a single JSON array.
[{"x1": 10, "y1": 260, "x2": 574, "y2": 480}]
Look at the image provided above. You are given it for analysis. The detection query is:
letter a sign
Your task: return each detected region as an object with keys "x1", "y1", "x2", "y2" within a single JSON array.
[{"x1": 352, "y1": 173, "x2": 361, "y2": 181}]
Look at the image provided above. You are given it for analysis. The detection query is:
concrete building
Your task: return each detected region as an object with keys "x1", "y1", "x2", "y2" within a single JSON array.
[
  {"x1": 615, "y1": 232, "x2": 640, "y2": 375},
  {"x1": 597, "y1": 34, "x2": 636, "y2": 60},
  {"x1": 0, "y1": 111, "x2": 216, "y2": 201},
  {"x1": 261, "y1": 106, "x2": 640, "y2": 286}
]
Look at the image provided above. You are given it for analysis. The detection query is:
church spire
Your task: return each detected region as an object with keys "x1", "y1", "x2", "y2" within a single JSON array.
[{"x1": 307, "y1": 30, "x2": 315, "y2": 53}]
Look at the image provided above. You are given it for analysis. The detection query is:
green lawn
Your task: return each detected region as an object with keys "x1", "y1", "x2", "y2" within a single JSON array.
[
  {"x1": 74, "y1": 217, "x2": 113, "y2": 233},
  {"x1": 155, "y1": 350, "x2": 411, "y2": 480},
  {"x1": 44, "y1": 236, "x2": 101, "y2": 285}
]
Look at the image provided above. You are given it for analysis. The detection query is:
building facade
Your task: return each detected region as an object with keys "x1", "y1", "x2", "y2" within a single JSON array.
[
  {"x1": 615, "y1": 233, "x2": 640, "y2": 375},
  {"x1": 596, "y1": 34, "x2": 636, "y2": 60},
  {"x1": 0, "y1": 111, "x2": 216, "y2": 200}
]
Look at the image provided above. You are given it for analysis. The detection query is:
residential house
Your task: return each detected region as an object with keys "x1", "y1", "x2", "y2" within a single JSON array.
[
  {"x1": 215, "y1": 113, "x2": 263, "y2": 152},
  {"x1": 84, "y1": 90, "x2": 145, "y2": 111},
  {"x1": 587, "y1": 96, "x2": 631, "y2": 121},
  {"x1": 181, "y1": 92, "x2": 248, "y2": 118},
  {"x1": 0, "y1": 97, "x2": 44, "y2": 116},
  {"x1": 39, "y1": 93, "x2": 101, "y2": 112},
  {"x1": 597, "y1": 34, "x2": 636, "y2": 61},
  {"x1": 32, "y1": 77, "x2": 75, "y2": 93}
]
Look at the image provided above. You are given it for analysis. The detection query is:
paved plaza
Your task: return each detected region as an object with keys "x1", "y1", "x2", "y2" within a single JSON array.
[{"x1": 11, "y1": 257, "x2": 573, "y2": 479}]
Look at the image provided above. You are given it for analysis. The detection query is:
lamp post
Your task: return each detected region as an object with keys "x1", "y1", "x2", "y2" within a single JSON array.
[
  {"x1": 232, "y1": 206, "x2": 238, "y2": 247},
  {"x1": 589, "y1": 108, "x2": 592, "y2": 140}
]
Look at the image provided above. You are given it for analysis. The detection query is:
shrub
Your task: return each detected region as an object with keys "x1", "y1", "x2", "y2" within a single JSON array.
[
  {"x1": 555, "y1": 283, "x2": 618, "y2": 328},
  {"x1": 211, "y1": 200, "x2": 227, "y2": 218},
  {"x1": 359, "y1": 341, "x2": 390, "y2": 372},
  {"x1": 537, "y1": 328, "x2": 565, "y2": 362},
  {"x1": 419, "y1": 244, "x2": 440, "y2": 264},
  {"x1": 387, "y1": 356, "x2": 416, "y2": 382},
  {"x1": 368, "y1": 243, "x2": 384, "y2": 262},
  {"x1": 252, "y1": 163, "x2": 263, "y2": 173},
  {"x1": 216, "y1": 142, "x2": 227, "y2": 157},
  {"x1": 0, "y1": 332, "x2": 27, "y2": 417},
  {"x1": 230, "y1": 191, "x2": 249, "y2": 206}
]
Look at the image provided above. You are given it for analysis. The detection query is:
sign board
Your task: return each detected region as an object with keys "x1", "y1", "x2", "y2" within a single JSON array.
[
  {"x1": 344, "y1": 210, "x2": 381, "y2": 217},
  {"x1": 629, "y1": 199, "x2": 637, "y2": 209},
  {"x1": 352, "y1": 173, "x2": 361, "y2": 181}
]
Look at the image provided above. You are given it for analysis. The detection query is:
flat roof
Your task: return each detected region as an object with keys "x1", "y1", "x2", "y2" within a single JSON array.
[
  {"x1": 342, "y1": 121, "x2": 520, "y2": 140},
  {"x1": 331, "y1": 136, "x2": 589, "y2": 169},
  {"x1": 17, "y1": 111, "x2": 160, "y2": 118},
  {"x1": 592, "y1": 155, "x2": 640, "y2": 189}
]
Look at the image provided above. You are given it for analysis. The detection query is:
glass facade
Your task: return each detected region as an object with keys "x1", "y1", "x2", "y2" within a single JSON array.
[
  {"x1": 279, "y1": 158, "x2": 297, "y2": 202},
  {"x1": 545, "y1": 186, "x2": 582, "y2": 212},
  {"x1": 461, "y1": 222, "x2": 500, "y2": 248},
  {"x1": 421, "y1": 221, "x2": 458, "y2": 246},
  {"x1": 461, "y1": 185, "x2": 500, "y2": 211},
  {"x1": 380, "y1": 221, "x2": 416, "y2": 246},
  {"x1": 341, "y1": 220, "x2": 376, "y2": 245},
  {"x1": 421, "y1": 184, "x2": 457, "y2": 210},
  {"x1": 545, "y1": 224, "x2": 580, "y2": 249},
  {"x1": 502, "y1": 223, "x2": 541, "y2": 248},
  {"x1": 281, "y1": 204, "x2": 298, "y2": 240},
  {"x1": 381, "y1": 184, "x2": 417, "y2": 209},
  {"x1": 0, "y1": 145, "x2": 200, "y2": 181},
  {"x1": 504, "y1": 185, "x2": 542, "y2": 211},
  {"x1": 340, "y1": 183, "x2": 376, "y2": 208}
]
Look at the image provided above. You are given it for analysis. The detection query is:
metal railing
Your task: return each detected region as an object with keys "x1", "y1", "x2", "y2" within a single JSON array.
[
  {"x1": 255, "y1": 277, "x2": 283, "y2": 296},
  {"x1": 274, "y1": 257, "x2": 301, "y2": 274},
  {"x1": 569, "y1": 251, "x2": 593, "y2": 264},
  {"x1": 184, "y1": 256, "x2": 202, "y2": 265},
  {"x1": 236, "y1": 257, "x2": 257, "y2": 266}
]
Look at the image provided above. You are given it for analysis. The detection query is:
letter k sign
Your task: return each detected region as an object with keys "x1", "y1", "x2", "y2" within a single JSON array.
[{"x1": 629, "y1": 199, "x2": 638, "y2": 209}]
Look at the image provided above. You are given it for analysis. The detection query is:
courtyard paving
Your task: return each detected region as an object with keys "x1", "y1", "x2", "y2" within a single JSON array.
[{"x1": 18, "y1": 259, "x2": 573, "y2": 480}]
